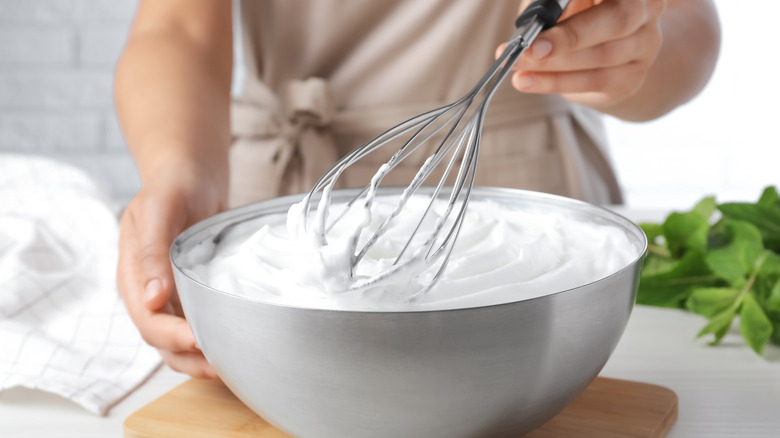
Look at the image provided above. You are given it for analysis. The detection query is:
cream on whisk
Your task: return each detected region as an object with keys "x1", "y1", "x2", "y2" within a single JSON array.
[{"x1": 187, "y1": 195, "x2": 639, "y2": 311}]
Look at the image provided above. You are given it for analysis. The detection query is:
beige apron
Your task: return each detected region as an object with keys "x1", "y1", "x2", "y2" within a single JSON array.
[{"x1": 229, "y1": 0, "x2": 623, "y2": 207}]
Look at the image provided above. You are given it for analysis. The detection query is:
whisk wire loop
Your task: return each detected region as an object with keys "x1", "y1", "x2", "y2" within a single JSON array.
[{"x1": 296, "y1": 7, "x2": 560, "y2": 294}]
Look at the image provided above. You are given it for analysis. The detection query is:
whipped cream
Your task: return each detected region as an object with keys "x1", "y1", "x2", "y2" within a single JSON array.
[{"x1": 186, "y1": 194, "x2": 639, "y2": 311}]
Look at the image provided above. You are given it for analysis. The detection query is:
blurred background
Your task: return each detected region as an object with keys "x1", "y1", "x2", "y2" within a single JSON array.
[{"x1": 0, "y1": 0, "x2": 777, "y2": 209}]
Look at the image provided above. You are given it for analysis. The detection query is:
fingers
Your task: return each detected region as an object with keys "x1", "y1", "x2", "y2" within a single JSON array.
[
  {"x1": 504, "y1": 0, "x2": 666, "y2": 107},
  {"x1": 506, "y1": 0, "x2": 665, "y2": 71},
  {"x1": 517, "y1": 23, "x2": 662, "y2": 72},
  {"x1": 138, "y1": 312, "x2": 199, "y2": 352},
  {"x1": 537, "y1": 0, "x2": 663, "y2": 55},
  {"x1": 512, "y1": 61, "x2": 646, "y2": 101},
  {"x1": 159, "y1": 350, "x2": 219, "y2": 380}
]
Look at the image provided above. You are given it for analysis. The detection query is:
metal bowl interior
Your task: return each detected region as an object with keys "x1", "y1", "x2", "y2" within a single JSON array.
[{"x1": 171, "y1": 187, "x2": 647, "y2": 438}]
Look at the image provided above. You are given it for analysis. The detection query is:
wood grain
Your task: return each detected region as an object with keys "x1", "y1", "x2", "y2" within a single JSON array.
[
  {"x1": 526, "y1": 378, "x2": 678, "y2": 438},
  {"x1": 124, "y1": 377, "x2": 677, "y2": 438}
]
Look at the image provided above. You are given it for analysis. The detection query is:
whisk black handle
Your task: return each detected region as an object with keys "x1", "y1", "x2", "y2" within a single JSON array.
[{"x1": 515, "y1": 0, "x2": 570, "y2": 30}]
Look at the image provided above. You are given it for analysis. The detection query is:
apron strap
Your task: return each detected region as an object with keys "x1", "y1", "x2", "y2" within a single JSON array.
[{"x1": 331, "y1": 86, "x2": 571, "y2": 137}]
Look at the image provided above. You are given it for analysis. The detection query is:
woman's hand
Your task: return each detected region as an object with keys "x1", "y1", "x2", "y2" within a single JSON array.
[
  {"x1": 503, "y1": 0, "x2": 668, "y2": 112},
  {"x1": 117, "y1": 162, "x2": 227, "y2": 378},
  {"x1": 114, "y1": 0, "x2": 232, "y2": 378}
]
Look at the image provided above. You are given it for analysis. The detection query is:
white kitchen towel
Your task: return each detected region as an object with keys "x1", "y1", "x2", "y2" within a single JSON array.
[{"x1": 0, "y1": 154, "x2": 161, "y2": 415}]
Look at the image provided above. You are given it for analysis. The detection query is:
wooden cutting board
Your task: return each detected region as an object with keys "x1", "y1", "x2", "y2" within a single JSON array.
[{"x1": 124, "y1": 377, "x2": 677, "y2": 438}]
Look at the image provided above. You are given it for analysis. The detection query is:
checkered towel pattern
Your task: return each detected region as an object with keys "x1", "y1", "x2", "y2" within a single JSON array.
[{"x1": 0, "y1": 154, "x2": 161, "y2": 415}]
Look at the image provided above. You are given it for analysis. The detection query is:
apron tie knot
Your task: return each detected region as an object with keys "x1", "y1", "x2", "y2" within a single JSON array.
[
  {"x1": 283, "y1": 77, "x2": 334, "y2": 129},
  {"x1": 229, "y1": 77, "x2": 340, "y2": 206}
]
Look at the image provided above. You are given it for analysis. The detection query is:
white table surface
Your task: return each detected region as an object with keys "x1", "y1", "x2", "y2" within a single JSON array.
[{"x1": 1, "y1": 209, "x2": 779, "y2": 437}]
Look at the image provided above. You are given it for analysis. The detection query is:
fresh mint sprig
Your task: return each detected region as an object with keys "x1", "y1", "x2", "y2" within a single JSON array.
[{"x1": 637, "y1": 186, "x2": 780, "y2": 355}]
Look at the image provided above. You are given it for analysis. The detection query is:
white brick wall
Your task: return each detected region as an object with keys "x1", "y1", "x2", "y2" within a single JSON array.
[
  {"x1": 0, "y1": 29, "x2": 74, "y2": 65},
  {"x1": 0, "y1": 113, "x2": 101, "y2": 150},
  {"x1": 0, "y1": 0, "x2": 140, "y2": 203},
  {"x1": 0, "y1": 0, "x2": 137, "y2": 23},
  {"x1": 79, "y1": 27, "x2": 129, "y2": 66},
  {"x1": 0, "y1": 71, "x2": 113, "y2": 107}
]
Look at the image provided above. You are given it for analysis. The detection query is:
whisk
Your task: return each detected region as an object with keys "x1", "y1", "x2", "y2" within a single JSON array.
[{"x1": 297, "y1": 0, "x2": 571, "y2": 296}]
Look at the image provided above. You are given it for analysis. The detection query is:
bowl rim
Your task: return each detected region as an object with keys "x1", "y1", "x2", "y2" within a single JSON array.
[{"x1": 170, "y1": 186, "x2": 648, "y2": 314}]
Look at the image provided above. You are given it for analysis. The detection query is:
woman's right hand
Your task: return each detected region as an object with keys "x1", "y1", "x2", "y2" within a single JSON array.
[{"x1": 117, "y1": 162, "x2": 227, "y2": 378}]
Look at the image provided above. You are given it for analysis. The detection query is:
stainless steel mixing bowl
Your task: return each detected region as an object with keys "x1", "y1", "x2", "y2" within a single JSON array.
[{"x1": 171, "y1": 187, "x2": 646, "y2": 438}]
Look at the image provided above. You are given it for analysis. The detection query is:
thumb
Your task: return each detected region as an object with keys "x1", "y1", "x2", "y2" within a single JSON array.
[
  {"x1": 495, "y1": 43, "x2": 508, "y2": 60},
  {"x1": 135, "y1": 197, "x2": 183, "y2": 312}
]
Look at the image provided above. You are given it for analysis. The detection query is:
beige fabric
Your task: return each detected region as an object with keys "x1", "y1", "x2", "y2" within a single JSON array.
[{"x1": 229, "y1": 0, "x2": 623, "y2": 207}]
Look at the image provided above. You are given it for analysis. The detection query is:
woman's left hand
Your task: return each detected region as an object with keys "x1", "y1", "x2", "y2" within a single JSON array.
[{"x1": 501, "y1": 0, "x2": 668, "y2": 111}]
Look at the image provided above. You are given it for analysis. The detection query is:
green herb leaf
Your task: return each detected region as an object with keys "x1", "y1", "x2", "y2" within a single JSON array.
[
  {"x1": 752, "y1": 276, "x2": 778, "y2": 311},
  {"x1": 638, "y1": 186, "x2": 780, "y2": 356},
  {"x1": 697, "y1": 307, "x2": 737, "y2": 346},
  {"x1": 752, "y1": 185, "x2": 780, "y2": 252},
  {"x1": 704, "y1": 220, "x2": 764, "y2": 287},
  {"x1": 638, "y1": 251, "x2": 717, "y2": 308},
  {"x1": 693, "y1": 196, "x2": 718, "y2": 218},
  {"x1": 642, "y1": 222, "x2": 671, "y2": 259},
  {"x1": 642, "y1": 254, "x2": 677, "y2": 276},
  {"x1": 686, "y1": 287, "x2": 739, "y2": 318},
  {"x1": 771, "y1": 319, "x2": 780, "y2": 346},
  {"x1": 640, "y1": 222, "x2": 664, "y2": 243},
  {"x1": 739, "y1": 293, "x2": 774, "y2": 354},
  {"x1": 757, "y1": 186, "x2": 780, "y2": 209},
  {"x1": 758, "y1": 251, "x2": 780, "y2": 276},
  {"x1": 718, "y1": 203, "x2": 780, "y2": 240},
  {"x1": 662, "y1": 198, "x2": 714, "y2": 257},
  {"x1": 766, "y1": 279, "x2": 780, "y2": 313}
]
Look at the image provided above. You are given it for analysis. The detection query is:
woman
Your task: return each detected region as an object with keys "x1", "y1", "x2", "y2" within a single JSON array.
[{"x1": 115, "y1": 0, "x2": 720, "y2": 378}]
